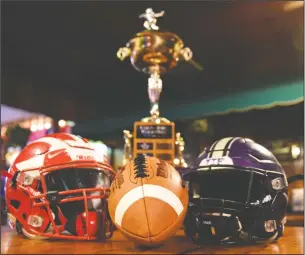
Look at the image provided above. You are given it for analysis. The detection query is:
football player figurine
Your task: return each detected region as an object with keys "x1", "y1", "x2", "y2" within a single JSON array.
[{"x1": 139, "y1": 8, "x2": 165, "y2": 31}]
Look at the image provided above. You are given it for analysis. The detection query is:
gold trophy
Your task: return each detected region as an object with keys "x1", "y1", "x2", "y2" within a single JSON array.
[
  {"x1": 117, "y1": 8, "x2": 201, "y2": 167},
  {"x1": 122, "y1": 130, "x2": 133, "y2": 166}
]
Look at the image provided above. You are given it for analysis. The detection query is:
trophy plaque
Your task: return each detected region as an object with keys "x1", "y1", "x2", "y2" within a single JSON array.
[{"x1": 118, "y1": 8, "x2": 201, "y2": 167}]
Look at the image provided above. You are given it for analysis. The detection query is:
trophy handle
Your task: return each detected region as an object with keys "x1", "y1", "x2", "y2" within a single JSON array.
[
  {"x1": 180, "y1": 47, "x2": 193, "y2": 61},
  {"x1": 117, "y1": 47, "x2": 131, "y2": 61},
  {"x1": 180, "y1": 47, "x2": 204, "y2": 71},
  {"x1": 123, "y1": 130, "x2": 133, "y2": 165},
  {"x1": 175, "y1": 132, "x2": 188, "y2": 168}
]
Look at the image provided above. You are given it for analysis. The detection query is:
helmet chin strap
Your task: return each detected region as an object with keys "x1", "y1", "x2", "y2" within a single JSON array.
[
  {"x1": 197, "y1": 212, "x2": 281, "y2": 244},
  {"x1": 238, "y1": 229, "x2": 279, "y2": 243},
  {"x1": 238, "y1": 215, "x2": 284, "y2": 244},
  {"x1": 194, "y1": 213, "x2": 242, "y2": 244}
]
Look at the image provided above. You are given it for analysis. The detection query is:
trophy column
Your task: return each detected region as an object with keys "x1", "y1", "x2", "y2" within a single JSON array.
[{"x1": 148, "y1": 72, "x2": 162, "y2": 119}]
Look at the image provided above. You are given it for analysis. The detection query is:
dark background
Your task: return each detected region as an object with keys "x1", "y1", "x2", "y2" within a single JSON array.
[{"x1": 2, "y1": 1, "x2": 303, "y2": 126}]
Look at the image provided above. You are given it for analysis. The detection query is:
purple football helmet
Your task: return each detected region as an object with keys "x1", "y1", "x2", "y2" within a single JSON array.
[{"x1": 183, "y1": 137, "x2": 293, "y2": 245}]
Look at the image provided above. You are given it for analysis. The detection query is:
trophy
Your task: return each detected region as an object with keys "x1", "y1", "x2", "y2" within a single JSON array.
[
  {"x1": 117, "y1": 8, "x2": 201, "y2": 167},
  {"x1": 122, "y1": 130, "x2": 133, "y2": 166}
]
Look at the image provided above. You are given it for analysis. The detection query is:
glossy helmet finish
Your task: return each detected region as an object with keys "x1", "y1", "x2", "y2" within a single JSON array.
[
  {"x1": 183, "y1": 137, "x2": 288, "y2": 245},
  {"x1": 5, "y1": 133, "x2": 115, "y2": 240}
]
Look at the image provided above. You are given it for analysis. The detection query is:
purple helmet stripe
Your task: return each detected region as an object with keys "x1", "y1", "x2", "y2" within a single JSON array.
[{"x1": 225, "y1": 137, "x2": 241, "y2": 157}]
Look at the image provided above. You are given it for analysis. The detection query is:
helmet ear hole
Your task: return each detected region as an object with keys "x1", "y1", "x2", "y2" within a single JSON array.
[{"x1": 11, "y1": 200, "x2": 21, "y2": 210}]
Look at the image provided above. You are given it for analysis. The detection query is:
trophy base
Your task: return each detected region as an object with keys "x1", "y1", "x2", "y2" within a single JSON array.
[{"x1": 141, "y1": 116, "x2": 171, "y2": 124}]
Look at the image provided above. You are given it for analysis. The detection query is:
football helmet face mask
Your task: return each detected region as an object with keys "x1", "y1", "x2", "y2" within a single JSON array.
[
  {"x1": 183, "y1": 137, "x2": 300, "y2": 245},
  {"x1": 5, "y1": 133, "x2": 115, "y2": 241}
]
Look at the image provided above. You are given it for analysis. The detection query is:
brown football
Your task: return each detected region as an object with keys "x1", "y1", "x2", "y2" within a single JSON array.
[{"x1": 108, "y1": 154, "x2": 188, "y2": 246}]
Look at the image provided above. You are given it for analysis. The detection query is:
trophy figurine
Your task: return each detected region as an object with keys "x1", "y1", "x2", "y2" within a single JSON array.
[{"x1": 117, "y1": 8, "x2": 202, "y2": 167}]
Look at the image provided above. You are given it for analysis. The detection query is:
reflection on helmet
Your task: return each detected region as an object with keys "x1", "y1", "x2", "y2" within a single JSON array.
[
  {"x1": 183, "y1": 137, "x2": 302, "y2": 245},
  {"x1": 5, "y1": 133, "x2": 115, "y2": 241}
]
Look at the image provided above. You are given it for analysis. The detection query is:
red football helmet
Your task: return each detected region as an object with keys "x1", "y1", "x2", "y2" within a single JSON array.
[{"x1": 5, "y1": 133, "x2": 115, "y2": 240}]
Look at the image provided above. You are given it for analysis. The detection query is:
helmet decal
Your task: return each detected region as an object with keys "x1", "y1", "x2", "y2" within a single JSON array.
[{"x1": 199, "y1": 156, "x2": 234, "y2": 167}]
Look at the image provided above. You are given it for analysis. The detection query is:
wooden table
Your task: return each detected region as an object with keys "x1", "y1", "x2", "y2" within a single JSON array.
[
  {"x1": 287, "y1": 213, "x2": 304, "y2": 227},
  {"x1": 1, "y1": 225, "x2": 303, "y2": 254}
]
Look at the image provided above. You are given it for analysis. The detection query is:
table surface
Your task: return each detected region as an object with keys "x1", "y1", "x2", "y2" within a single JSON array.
[{"x1": 1, "y1": 224, "x2": 303, "y2": 254}]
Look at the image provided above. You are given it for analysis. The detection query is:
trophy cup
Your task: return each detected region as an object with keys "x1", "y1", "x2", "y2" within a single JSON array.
[{"x1": 117, "y1": 8, "x2": 201, "y2": 168}]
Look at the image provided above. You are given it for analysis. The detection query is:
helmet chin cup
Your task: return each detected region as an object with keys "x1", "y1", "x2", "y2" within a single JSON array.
[
  {"x1": 185, "y1": 212, "x2": 243, "y2": 245},
  {"x1": 238, "y1": 228, "x2": 280, "y2": 244},
  {"x1": 184, "y1": 208, "x2": 283, "y2": 245}
]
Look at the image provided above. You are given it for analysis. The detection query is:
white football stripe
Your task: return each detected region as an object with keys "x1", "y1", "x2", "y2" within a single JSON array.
[
  {"x1": 114, "y1": 184, "x2": 184, "y2": 227},
  {"x1": 114, "y1": 186, "x2": 143, "y2": 227},
  {"x1": 212, "y1": 137, "x2": 233, "y2": 157}
]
